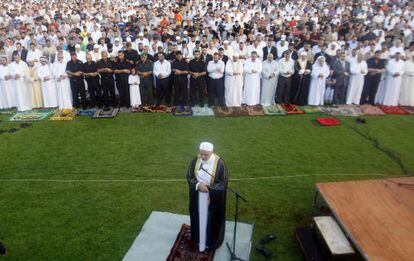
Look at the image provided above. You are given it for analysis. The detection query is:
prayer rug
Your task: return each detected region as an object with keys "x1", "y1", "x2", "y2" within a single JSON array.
[
  {"x1": 92, "y1": 108, "x2": 119, "y2": 119},
  {"x1": 50, "y1": 109, "x2": 76, "y2": 121},
  {"x1": 281, "y1": 104, "x2": 305, "y2": 115},
  {"x1": 0, "y1": 108, "x2": 17, "y2": 115},
  {"x1": 300, "y1": 106, "x2": 321, "y2": 114},
  {"x1": 191, "y1": 106, "x2": 215, "y2": 116},
  {"x1": 9, "y1": 109, "x2": 56, "y2": 122},
  {"x1": 359, "y1": 104, "x2": 386, "y2": 116},
  {"x1": 76, "y1": 108, "x2": 97, "y2": 117},
  {"x1": 231, "y1": 106, "x2": 249, "y2": 117},
  {"x1": 246, "y1": 105, "x2": 265, "y2": 116},
  {"x1": 167, "y1": 224, "x2": 215, "y2": 261},
  {"x1": 132, "y1": 105, "x2": 153, "y2": 113},
  {"x1": 172, "y1": 106, "x2": 193, "y2": 116},
  {"x1": 316, "y1": 117, "x2": 341, "y2": 126},
  {"x1": 320, "y1": 105, "x2": 362, "y2": 117},
  {"x1": 379, "y1": 105, "x2": 408, "y2": 115},
  {"x1": 213, "y1": 106, "x2": 234, "y2": 117},
  {"x1": 263, "y1": 105, "x2": 287, "y2": 116},
  {"x1": 151, "y1": 105, "x2": 174, "y2": 113},
  {"x1": 401, "y1": 106, "x2": 414, "y2": 114}
]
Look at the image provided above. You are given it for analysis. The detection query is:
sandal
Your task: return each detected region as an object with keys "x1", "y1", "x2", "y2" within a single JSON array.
[
  {"x1": 255, "y1": 245, "x2": 272, "y2": 259},
  {"x1": 260, "y1": 233, "x2": 277, "y2": 245}
]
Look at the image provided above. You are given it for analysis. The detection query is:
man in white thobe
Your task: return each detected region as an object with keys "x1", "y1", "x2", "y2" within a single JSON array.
[
  {"x1": 224, "y1": 53, "x2": 244, "y2": 107},
  {"x1": 38, "y1": 57, "x2": 58, "y2": 108},
  {"x1": 243, "y1": 51, "x2": 263, "y2": 105},
  {"x1": 52, "y1": 53, "x2": 73, "y2": 109},
  {"x1": 0, "y1": 57, "x2": 15, "y2": 109},
  {"x1": 346, "y1": 54, "x2": 368, "y2": 104},
  {"x1": 9, "y1": 55, "x2": 30, "y2": 111},
  {"x1": 187, "y1": 142, "x2": 228, "y2": 252},
  {"x1": 308, "y1": 56, "x2": 330, "y2": 105},
  {"x1": 261, "y1": 53, "x2": 279, "y2": 106},
  {"x1": 383, "y1": 52, "x2": 405, "y2": 106}
]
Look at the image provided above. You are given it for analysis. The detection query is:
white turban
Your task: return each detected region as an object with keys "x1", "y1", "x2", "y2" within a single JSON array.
[{"x1": 199, "y1": 142, "x2": 214, "y2": 152}]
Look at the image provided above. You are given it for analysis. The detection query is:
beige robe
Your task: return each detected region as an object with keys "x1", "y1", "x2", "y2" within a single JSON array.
[{"x1": 25, "y1": 66, "x2": 43, "y2": 108}]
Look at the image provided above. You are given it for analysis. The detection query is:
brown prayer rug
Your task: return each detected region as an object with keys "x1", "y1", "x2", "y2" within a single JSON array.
[
  {"x1": 359, "y1": 104, "x2": 385, "y2": 116},
  {"x1": 167, "y1": 224, "x2": 215, "y2": 261},
  {"x1": 231, "y1": 106, "x2": 249, "y2": 116},
  {"x1": 245, "y1": 105, "x2": 265, "y2": 116},
  {"x1": 213, "y1": 106, "x2": 233, "y2": 117},
  {"x1": 401, "y1": 106, "x2": 414, "y2": 114}
]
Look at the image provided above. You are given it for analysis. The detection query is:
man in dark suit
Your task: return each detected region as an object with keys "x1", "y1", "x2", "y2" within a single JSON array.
[
  {"x1": 262, "y1": 39, "x2": 277, "y2": 60},
  {"x1": 12, "y1": 42, "x2": 28, "y2": 62},
  {"x1": 332, "y1": 52, "x2": 350, "y2": 104}
]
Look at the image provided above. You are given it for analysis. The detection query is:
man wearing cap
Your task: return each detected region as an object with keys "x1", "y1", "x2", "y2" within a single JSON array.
[
  {"x1": 66, "y1": 52, "x2": 87, "y2": 109},
  {"x1": 171, "y1": 51, "x2": 189, "y2": 106},
  {"x1": 189, "y1": 49, "x2": 207, "y2": 106},
  {"x1": 114, "y1": 51, "x2": 132, "y2": 109},
  {"x1": 136, "y1": 54, "x2": 154, "y2": 105},
  {"x1": 97, "y1": 51, "x2": 116, "y2": 109},
  {"x1": 187, "y1": 142, "x2": 228, "y2": 253}
]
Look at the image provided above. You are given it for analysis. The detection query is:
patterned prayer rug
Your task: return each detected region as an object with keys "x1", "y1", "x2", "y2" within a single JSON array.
[
  {"x1": 320, "y1": 105, "x2": 363, "y2": 117},
  {"x1": 92, "y1": 108, "x2": 119, "y2": 119},
  {"x1": 167, "y1": 224, "x2": 215, "y2": 261},
  {"x1": 191, "y1": 106, "x2": 215, "y2": 116},
  {"x1": 172, "y1": 106, "x2": 193, "y2": 116},
  {"x1": 245, "y1": 105, "x2": 265, "y2": 116},
  {"x1": 281, "y1": 104, "x2": 305, "y2": 115},
  {"x1": 76, "y1": 108, "x2": 98, "y2": 117},
  {"x1": 50, "y1": 109, "x2": 76, "y2": 121},
  {"x1": 379, "y1": 105, "x2": 408, "y2": 115},
  {"x1": 300, "y1": 106, "x2": 321, "y2": 114},
  {"x1": 151, "y1": 105, "x2": 174, "y2": 113},
  {"x1": 263, "y1": 105, "x2": 287, "y2": 116},
  {"x1": 213, "y1": 106, "x2": 234, "y2": 117},
  {"x1": 9, "y1": 109, "x2": 56, "y2": 122},
  {"x1": 316, "y1": 117, "x2": 341, "y2": 126},
  {"x1": 231, "y1": 106, "x2": 249, "y2": 116},
  {"x1": 132, "y1": 105, "x2": 153, "y2": 113},
  {"x1": 359, "y1": 104, "x2": 386, "y2": 116},
  {"x1": 0, "y1": 108, "x2": 17, "y2": 115},
  {"x1": 401, "y1": 106, "x2": 414, "y2": 114}
]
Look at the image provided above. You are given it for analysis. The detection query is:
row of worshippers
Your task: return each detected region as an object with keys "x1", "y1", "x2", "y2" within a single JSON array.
[{"x1": 1, "y1": 46, "x2": 414, "y2": 111}]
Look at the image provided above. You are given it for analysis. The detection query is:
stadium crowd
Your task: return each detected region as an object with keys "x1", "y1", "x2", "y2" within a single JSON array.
[{"x1": 0, "y1": 0, "x2": 413, "y2": 112}]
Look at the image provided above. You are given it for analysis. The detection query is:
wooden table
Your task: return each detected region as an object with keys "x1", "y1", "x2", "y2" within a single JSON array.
[{"x1": 315, "y1": 177, "x2": 414, "y2": 261}]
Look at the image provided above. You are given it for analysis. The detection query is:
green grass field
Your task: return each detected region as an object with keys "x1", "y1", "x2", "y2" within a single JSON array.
[{"x1": 0, "y1": 112, "x2": 413, "y2": 260}]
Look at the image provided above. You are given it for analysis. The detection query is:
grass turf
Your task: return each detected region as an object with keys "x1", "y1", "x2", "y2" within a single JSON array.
[{"x1": 0, "y1": 113, "x2": 413, "y2": 260}]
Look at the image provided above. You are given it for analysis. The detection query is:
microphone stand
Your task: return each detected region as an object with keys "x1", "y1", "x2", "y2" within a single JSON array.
[{"x1": 200, "y1": 166, "x2": 247, "y2": 261}]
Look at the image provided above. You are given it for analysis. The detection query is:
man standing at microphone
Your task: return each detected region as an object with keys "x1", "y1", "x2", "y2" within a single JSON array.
[{"x1": 187, "y1": 142, "x2": 228, "y2": 253}]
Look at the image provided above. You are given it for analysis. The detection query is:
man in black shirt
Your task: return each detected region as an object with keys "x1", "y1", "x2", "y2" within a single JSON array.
[
  {"x1": 136, "y1": 54, "x2": 154, "y2": 105},
  {"x1": 83, "y1": 53, "x2": 101, "y2": 107},
  {"x1": 361, "y1": 51, "x2": 386, "y2": 105},
  {"x1": 124, "y1": 42, "x2": 140, "y2": 65},
  {"x1": 66, "y1": 52, "x2": 87, "y2": 109},
  {"x1": 171, "y1": 51, "x2": 189, "y2": 106},
  {"x1": 97, "y1": 51, "x2": 117, "y2": 108},
  {"x1": 188, "y1": 50, "x2": 207, "y2": 106},
  {"x1": 114, "y1": 51, "x2": 131, "y2": 108}
]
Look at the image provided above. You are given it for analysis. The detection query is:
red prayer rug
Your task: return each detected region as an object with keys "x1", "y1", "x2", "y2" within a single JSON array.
[
  {"x1": 401, "y1": 106, "x2": 414, "y2": 114},
  {"x1": 316, "y1": 117, "x2": 341, "y2": 126},
  {"x1": 281, "y1": 104, "x2": 305, "y2": 114},
  {"x1": 379, "y1": 105, "x2": 408, "y2": 115},
  {"x1": 167, "y1": 224, "x2": 215, "y2": 261}
]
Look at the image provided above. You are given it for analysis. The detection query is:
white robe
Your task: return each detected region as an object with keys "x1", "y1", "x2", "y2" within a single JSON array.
[
  {"x1": 9, "y1": 61, "x2": 30, "y2": 111},
  {"x1": 128, "y1": 74, "x2": 141, "y2": 107},
  {"x1": 383, "y1": 59, "x2": 405, "y2": 106},
  {"x1": 38, "y1": 63, "x2": 58, "y2": 108},
  {"x1": 0, "y1": 64, "x2": 16, "y2": 108},
  {"x1": 195, "y1": 154, "x2": 219, "y2": 252},
  {"x1": 374, "y1": 73, "x2": 387, "y2": 104},
  {"x1": 399, "y1": 60, "x2": 414, "y2": 106},
  {"x1": 308, "y1": 63, "x2": 330, "y2": 105},
  {"x1": 261, "y1": 60, "x2": 279, "y2": 106},
  {"x1": 224, "y1": 60, "x2": 244, "y2": 107},
  {"x1": 52, "y1": 61, "x2": 73, "y2": 109},
  {"x1": 346, "y1": 61, "x2": 368, "y2": 104},
  {"x1": 243, "y1": 58, "x2": 262, "y2": 105}
]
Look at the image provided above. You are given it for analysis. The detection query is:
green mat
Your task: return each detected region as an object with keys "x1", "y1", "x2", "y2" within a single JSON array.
[
  {"x1": 300, "y1": 105, "x2": 322, "y2": 114},
  {"x1": 9, "y1": 109, "x2": 56, "y2": 122},
  {"x1": 263, "y1": 105, "x2": 287, "y2": 116}
]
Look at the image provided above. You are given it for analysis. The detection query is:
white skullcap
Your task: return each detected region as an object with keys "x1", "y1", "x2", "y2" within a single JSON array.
[
  {"x1": 281, "y1": 35, "x2": 286, "y2": 40},
  {"x1": 199, "y1": 142, "x2": 214, "y2": 152},
  {"x1": 75, "y1": 44, "x2": 80, "y2": 48},
  {"x1": 126, "y1": 37, "x2": 132, "y2": 42},
  {"x1": 300, "y1": 51, "x2": 307, "y2": 56},
  {"x1": 93, "y1": 44, "x2": 99, "y2": 48},
  {"x1": 223, "y1": 40, "x2": 229, "y2": 44},
  {"x1": 233, "y1": 52, "x2": 239, "y2": 58},
  {"x1": 176, "y1": 36, "x2": 181, "y2": 40},
  {"x1": 138, "y1": 32, "x2": 144, "y2": 37},
  {"x1": 114, "y1": 38, "x2": 120, "y2": 41}
]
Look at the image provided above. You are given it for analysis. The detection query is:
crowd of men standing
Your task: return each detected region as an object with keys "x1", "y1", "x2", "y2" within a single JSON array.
[{"x1": 0, "y1": 0, "x2": 414, "y2": 112}]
